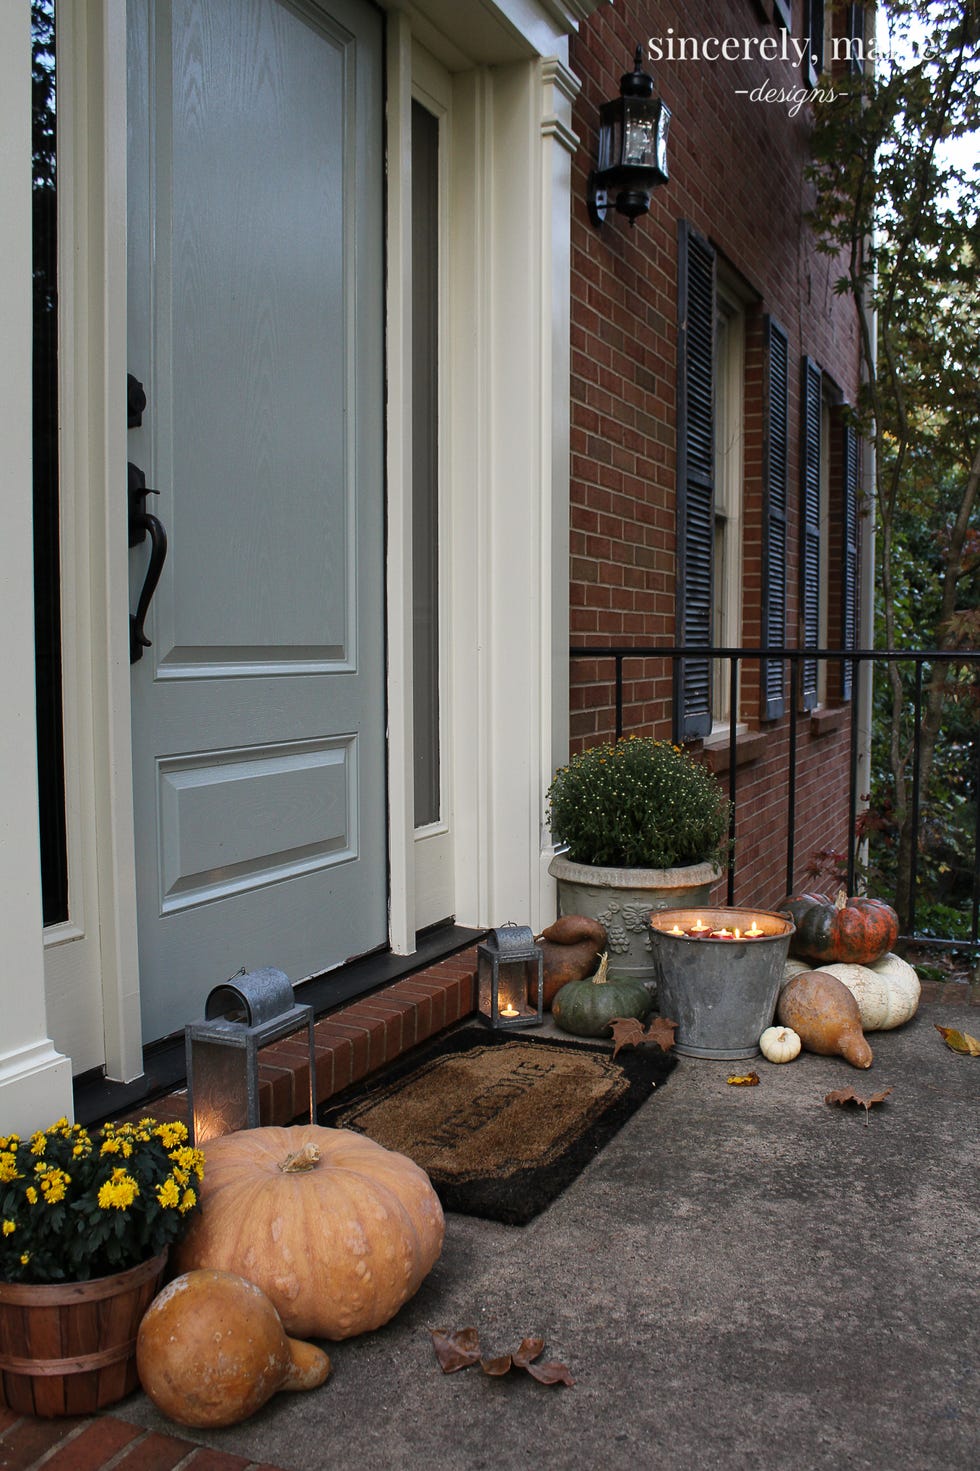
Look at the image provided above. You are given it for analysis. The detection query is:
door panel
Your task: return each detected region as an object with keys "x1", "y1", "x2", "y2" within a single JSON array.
[{"x1": 128, "y1": 0, "x2": 386, "y2": 1042}]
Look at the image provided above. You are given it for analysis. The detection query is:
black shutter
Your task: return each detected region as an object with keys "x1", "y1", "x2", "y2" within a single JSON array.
[
  {"x1": 800, "y1": 356, "x2": 823, "y2": 711},
  {"x1": 674, "y1": 221, "x2": 716, "y2": 742},
  {"x1": 841, "y1": 421, "x2": 859, "y2": 699},
  {"x1": 761, "y1": 318, "x2": 789, "y2": 719}
]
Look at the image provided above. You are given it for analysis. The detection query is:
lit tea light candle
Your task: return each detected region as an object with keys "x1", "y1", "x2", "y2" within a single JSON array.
[
  {"x1": 745, "y1": 919, "x2": 764, "y2": 938},
  {"x1": 690, "y1": 917, "x2": 709, "y2": 933},
  {"x1": 670, "y1": 924, "x2": 685, "y2": 936},
  {"x1": 500, "y1": 1002, "x2": 520, "y2": 1018},
  {"x1": 711, "y1": 928, "x2": 734, "y2": 939}
]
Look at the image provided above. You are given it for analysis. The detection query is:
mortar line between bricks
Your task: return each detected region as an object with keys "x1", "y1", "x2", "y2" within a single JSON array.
[
  {"x1": 96, "y1": 1427, "x2": 154, "y2": 1471},
  {"x1": 17, "y1": 1420, "x2": 92, "y2": 1471}
]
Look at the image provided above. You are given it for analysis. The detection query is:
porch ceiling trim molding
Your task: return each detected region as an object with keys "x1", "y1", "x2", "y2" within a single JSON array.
[{"x1": 385, "y1": 0, "x2": 605, "y2": 66}]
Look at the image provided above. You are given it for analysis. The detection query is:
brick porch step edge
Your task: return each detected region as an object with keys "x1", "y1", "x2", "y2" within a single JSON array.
[
  {"x1": 0, "y1": 1405, "x2": 284, "y2": 1470},
  {"x1": 135, "y1": 947, "x2": 480, "y2": 1130}
]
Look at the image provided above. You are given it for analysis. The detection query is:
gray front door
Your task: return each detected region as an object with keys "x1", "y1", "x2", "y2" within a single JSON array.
[{"x1": 127, "y1": 0, "x2": 386, "y2": 1042}]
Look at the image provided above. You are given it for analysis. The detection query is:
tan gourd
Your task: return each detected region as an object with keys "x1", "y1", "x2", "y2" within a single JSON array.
[
  {"x1": 137, "y1": 1269, "x2": 330, "y2": 1428},
  {"x1": 173, "y1": 1125, "x2": 444, "y2": 1340},
  {"x1": 776, "y1": 969, "x2": 873, "y2": 1068},
  {"x1": 535, "y1": 914, "x2": 607, "y2": 1007},
  {"x1": 817, "y1": 952, "x2": 920, "y2": 1030},
  {"x1": 758, "y1": 1024, "x2": 802, "y2": 1063}
]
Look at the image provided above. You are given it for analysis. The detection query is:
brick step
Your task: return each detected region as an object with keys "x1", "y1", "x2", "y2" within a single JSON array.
[
  {"x1": 132, "y1": 948, "x2": 480, "y2": 1129},
  {"x1": 0, "y1": 1406, "x2": 284, "y2": 1470}
]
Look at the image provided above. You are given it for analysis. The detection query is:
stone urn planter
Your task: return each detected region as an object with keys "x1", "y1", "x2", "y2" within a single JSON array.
[{"x1": 548, "y1": 852, "x2": 721, "y2": 992}]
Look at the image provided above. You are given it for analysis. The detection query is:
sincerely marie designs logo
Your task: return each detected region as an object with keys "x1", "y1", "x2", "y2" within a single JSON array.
[{"x1": 647, "y1": 29, "x2": 878, "y2": 115}]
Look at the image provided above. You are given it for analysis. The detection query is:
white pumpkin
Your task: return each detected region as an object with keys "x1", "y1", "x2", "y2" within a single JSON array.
[
  {"x1": 818, "y1": 952, "x2": 920, "y2": 1030},
  {"x1": 759, "y1": 1025, "x2": 802, "y2": 1063},
  {"x1": 781, "y1": 957, "x2": 811, "y2": 987}
]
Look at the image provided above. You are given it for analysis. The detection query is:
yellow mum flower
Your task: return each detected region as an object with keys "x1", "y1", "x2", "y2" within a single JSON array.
[
  {"x1": 100, "y1": 1137, "x2": 122, "y2": 1155},
  {"x1": 29, "y1": 1132, "x2": 46, "y2": 1157},
  {"x1": 155, "y1": 1122, "x2": 189, "y2": 1149},
  {"x1": 39, "y1": 1169, "x2": 69, "y2": 1204},
  {"x1": 19, "y1": 1252, "x2": 30, "y2": 1266},
  {"x1": 2, "y1": 1219, "x2": 15, "y2": 1235},
  {"x1": 0, "y1": 1152, "x2": 21, "y2": 1183},
  {"x1": 97, "y1": 1169, "x2": 139, "y2": 1210},
  {"x1": 179, "y1": 1187, "x2": 197, "y2": 1213},
  {"x1": 25, "y1": 1186, "x2": 38, "y2": 1205},
  {"x1": 156, "y1": 1177, "x2": 181, "y2": 1209}
]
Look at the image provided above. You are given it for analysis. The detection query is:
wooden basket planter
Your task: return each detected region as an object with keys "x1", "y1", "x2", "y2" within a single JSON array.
[{"x1": 0, "y1": 1249, "x2": 167, "y2": 1417}]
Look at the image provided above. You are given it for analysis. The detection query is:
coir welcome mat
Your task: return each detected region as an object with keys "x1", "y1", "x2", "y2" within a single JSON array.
[{"x1": 318, "y1": 1024, "x2": 676, "y2": 1225}]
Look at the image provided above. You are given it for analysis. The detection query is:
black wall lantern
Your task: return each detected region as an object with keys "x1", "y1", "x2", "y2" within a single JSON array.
[{"x1": 588, "y1": 47, "x2": 671, "y2": 227}]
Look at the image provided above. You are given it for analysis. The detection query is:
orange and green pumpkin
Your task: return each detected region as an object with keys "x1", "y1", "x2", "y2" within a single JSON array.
[{"x1": 780, "y1": 888, "x2": 898, "y2": 966}]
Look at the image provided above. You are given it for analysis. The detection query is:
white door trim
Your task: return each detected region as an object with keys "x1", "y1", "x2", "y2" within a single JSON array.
[
  {"x1": 42, "y1": 0, "x2": 143, "y2": 1084},
  {"x1": 0, "y1": 0, "x2": 73, "y2": 1131}
]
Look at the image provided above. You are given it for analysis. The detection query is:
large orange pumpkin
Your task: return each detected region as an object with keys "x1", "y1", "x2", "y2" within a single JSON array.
[{"x1": 172, "y1": 1125, "x2": 444, "y2": 1341}]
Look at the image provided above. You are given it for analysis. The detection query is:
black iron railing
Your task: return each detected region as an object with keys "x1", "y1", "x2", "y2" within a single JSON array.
[{"x1": 569, "y1": 644, "x2": 980, "y2": 951}]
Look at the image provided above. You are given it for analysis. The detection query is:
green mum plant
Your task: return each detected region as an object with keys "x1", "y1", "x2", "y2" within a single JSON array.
[
  {"x1": 0, "y1": 1116, "x2": 205, "y2": 1285},
  {"x1": 547, "y1": 736, "x2": 730, "y2": 870}
]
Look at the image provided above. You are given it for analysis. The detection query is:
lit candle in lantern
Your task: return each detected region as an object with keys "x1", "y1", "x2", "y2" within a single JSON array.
[{"x1": 500, "y1": 1002, "x2": 520, "y2": 1018}]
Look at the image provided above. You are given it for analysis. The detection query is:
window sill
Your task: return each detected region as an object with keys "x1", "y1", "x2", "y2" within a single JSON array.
[
  {"x1": 700, "y1": 729, "x2": 768, "y2": 774},
  {"x1": 809, "y1": 704, "x2": 851, "y2": 738}
]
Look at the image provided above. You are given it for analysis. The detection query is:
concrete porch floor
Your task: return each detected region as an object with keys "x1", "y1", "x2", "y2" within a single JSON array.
[{"x1": 2, "y1": 977, "x2": 978, "y2": 1471}]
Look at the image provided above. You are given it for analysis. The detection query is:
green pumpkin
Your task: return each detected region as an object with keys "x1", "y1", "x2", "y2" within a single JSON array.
[{"x1": 552, "y1": 954, "x2": 651, "y2": 1038}]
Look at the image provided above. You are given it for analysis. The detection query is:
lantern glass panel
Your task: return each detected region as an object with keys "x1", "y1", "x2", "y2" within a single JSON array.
[
  {"x1": 189, "y1": 1039, "x2": 252, "y2": 1143},
  {"x1": 623, "y1": 111, "x2": 656, "y2": 167},
  {"x1": 597, "y1": 108, "x2": 622, "y2": 173}
]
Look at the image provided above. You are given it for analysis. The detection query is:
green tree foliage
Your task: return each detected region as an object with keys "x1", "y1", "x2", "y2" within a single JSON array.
[{"x1": 807, "y1": 1, "x2": 980, "y2": 930}]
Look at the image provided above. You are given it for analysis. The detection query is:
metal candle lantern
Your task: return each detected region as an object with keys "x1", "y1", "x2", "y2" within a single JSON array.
[
  {"x1": 185, "y1": 967, "x2": 316, "y2": 1144},
  {"x1": 477, "y1": 926, "x2": 544, "y2": 1030}
]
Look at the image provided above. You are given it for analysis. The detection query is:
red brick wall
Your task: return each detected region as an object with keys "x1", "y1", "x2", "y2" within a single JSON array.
[{"x1": 567, "y1": 0, "x2": 862, "y2": 908}]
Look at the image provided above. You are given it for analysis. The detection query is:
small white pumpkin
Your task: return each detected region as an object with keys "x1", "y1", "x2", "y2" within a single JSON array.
[
  {"x1": 818, "y1": 952, "x2": 920, "y2": 1031},
  {"x1": 759, "y1": 1024, "x2": 802, "y2": 1063}
]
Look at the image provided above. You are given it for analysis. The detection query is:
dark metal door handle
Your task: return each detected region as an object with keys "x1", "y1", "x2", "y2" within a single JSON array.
[{"x1": 128, "y1": 461, "x2": 168, "y2": 662}]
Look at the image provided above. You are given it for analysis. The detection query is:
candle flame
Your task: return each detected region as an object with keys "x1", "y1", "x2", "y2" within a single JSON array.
[
  {"x1": 746, "y1": 920, "x2": 764, "y2": 937},
  {"x1": 670, "y1": 924, "x2": 684, "y2": 935},
  {"x1": 691, "y1": 918, "x2": 708, "y2": 932},
  {"x1": 734, "y1": 927, "x2": 741, "y2": 940},
  {"x1": 500, "y1": 1003, "x2": 520, "y2": 1018}
]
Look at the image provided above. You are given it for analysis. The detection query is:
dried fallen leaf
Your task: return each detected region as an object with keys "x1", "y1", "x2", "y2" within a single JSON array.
[
  {"x1": 511, "y1": 1337, "x2": 546, "y2": 1368},
  {"x1": 825, "y1": 1086, "x2": 893, "y2": 1125},
  {"x1": 480, "y1": 1354, "x2": 513, "y2": 1376},
  {"x1": 431, "y1": 1326, "x2": 482, "y2": 1372},
  {"x1": 433, "y1": 1330, "x2": 573, "y2": 1386},
  {"x1": 727, "y1": 1072, "x2": 760, "y2": 1086},
  {"x1": 609, "y1": 1017, "x2": 648, "y2": 1057},
  {"x1": 609, "y1": 1015, "x2": 677, "y2": 1058},
  {"x1": 644, "y1": 1016, "x2": 678, "y2": 1053},
  {"x1": 935, "y1": 1025, "x2": 980, "y2": 1056},
  {"x1": 525, "y1": 1358, "x2": 576, "y2": 1386}
]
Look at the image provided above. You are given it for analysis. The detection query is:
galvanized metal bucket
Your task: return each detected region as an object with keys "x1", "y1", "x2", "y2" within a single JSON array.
[{"x1": 648, "y1": 907, "x2": 795, "y2": 1059}]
